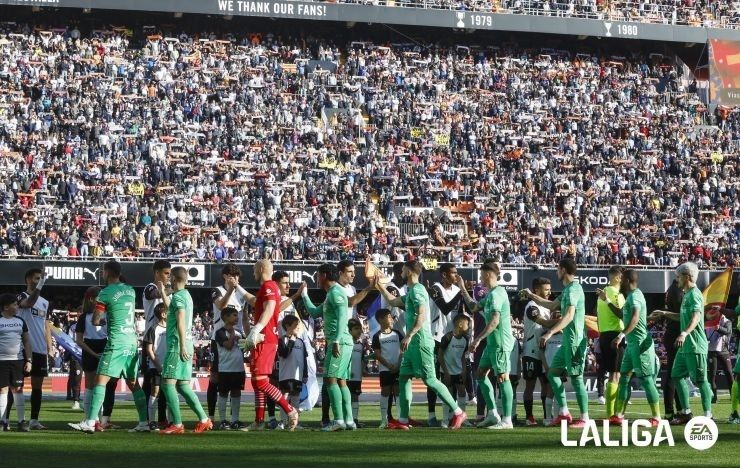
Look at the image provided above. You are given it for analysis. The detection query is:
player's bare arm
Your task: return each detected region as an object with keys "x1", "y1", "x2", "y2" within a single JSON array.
[
  {"x1": 457, "y1": 277, "x2": 481, "y2": 313},
  {"x1": 470, "y1": 311, "x2": 499, "y2": 353},
  {"x1": 523, "y1": 288, "x2": 560, "y2": 311},
  {"x1": 596, "y1": 288, "x2": 624, "y2": 318},
  {"x1": 22, "y1": 329, "x2": 32, "y2": 374},
  {"x1": 674, "y1": 309, "x2": 702, "y2": 348},
  {"x1": 540, "y1": 305, "x2": 575, "y2": 347},
  {"x1": 75, "y1": 330, "x2": 99, "y2": 358},
  {"x1": 177, "y1": 308, "x2": 189, "y2": 362},
  {"x1": 348, "y1": 283, "x2": 373, "y2": 307},
  {"x1": 402, "y1": 304, "x2": 427, "y2": 352},
  {"x1": 614, "y1": 304, "x2": 640, "y2": 349},
  {"x1": 375, "y1": 276, "x2": 404, "y2": 308}
]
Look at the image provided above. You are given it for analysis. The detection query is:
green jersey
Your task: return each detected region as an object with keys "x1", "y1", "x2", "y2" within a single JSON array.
[
  {"x1": 304, "y1": 284, "x2": 352, "y2": 345},
  {"x1": 404, "y1": 283, "x2": 433, "y2": 344},
  {"x1": 557, "y1": 281, "x2": 586, "y2": 348},
  {"x1": 167, "y1": 289, "x2": 194, "y2": 352},
  {"x1": 96, "y1": 282, "x2": 137, "y2": 348},
  {"x1": 679, "y1": 286, "x2": 707, "y2": 354},
  {"x1": 480, "y1": 286, "x2": 514, "y2": 352},
  {"x1": 622, "y1": 288, "x2": 648, "y2": 347}
]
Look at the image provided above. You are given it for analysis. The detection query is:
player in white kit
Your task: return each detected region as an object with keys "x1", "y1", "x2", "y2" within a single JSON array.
[
  {"x1": 15, "y1": 268, "x2": 51, "y2": 430},
  {"x1": 141, "y1": 260, "x2": 171, "y2": 429},
  {"x1": 521, "y1": 277, "x2": 554, "y2": 426}
]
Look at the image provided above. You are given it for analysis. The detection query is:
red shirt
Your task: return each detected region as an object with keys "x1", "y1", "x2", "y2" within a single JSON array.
[{"x1": 254, "y1": 280, "x2": 281, "y2": 344}]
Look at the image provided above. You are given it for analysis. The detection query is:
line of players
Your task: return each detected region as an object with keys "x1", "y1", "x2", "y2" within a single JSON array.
[{"x1": 1, "y1": 257, "x2": 738, "y2": 432}]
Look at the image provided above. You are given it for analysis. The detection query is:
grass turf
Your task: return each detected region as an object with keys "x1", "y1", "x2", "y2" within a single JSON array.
[{"x1": 1, "y1": 399, "x2": 738, "y2": 466}]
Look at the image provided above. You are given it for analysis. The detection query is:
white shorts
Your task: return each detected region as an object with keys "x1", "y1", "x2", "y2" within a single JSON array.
[{"x1": 544, "y1": 337, "x2": 563, "y2": 369}]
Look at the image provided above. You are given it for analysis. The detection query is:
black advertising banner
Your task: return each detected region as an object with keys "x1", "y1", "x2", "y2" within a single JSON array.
[{"x1": 1, "y1": 260, "x2": 738, "y2": 296}]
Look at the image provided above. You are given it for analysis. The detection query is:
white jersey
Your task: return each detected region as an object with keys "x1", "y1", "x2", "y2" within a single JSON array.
[
  {"x1": 211, "y1": 285, "x2": 248, "y2": 338},
  {"x1": 522, "y1": 300, "x2": 551, "y2": 360},
  {"x1": 16, "y1": 292, "x2": 49, "y2": 355},
  {"x1": 341, "y1": 283, "x2": 358, "y2": 319},
  {"x1": 77, "y1": 312, "x2": 108, "y2": 341},
  {"x1": 214, "y1": 327, "x2": 246, "y2": 373},
  {"x1": 381, "y1": 283, "x2": 407, "y2": 335},
  {"x1": 278, "y1": 335, "x2": 306, "y2": 382},
  {"x1": 371, "y1": 329, "x2": 403, "y2": 373},
  {"x1": 143, "y1": 323, "x2": 167, "y2": 369},
  {"x1": 142, "y1": 282, "x2": 163, "y2": 328},
  {"x1": 428, "y1": 283, "x2": 460, "y2": 342},
  {"x1": 0, "y1": 315, "x2": 27, "y2": 360},
  {"x1": 350, "y1": 341, "x2": 364, "y2": 382},
  {"x1": 440, "y1": 331, "x2": 468, "y2": 376},
  {"x1": 278, "y1": 296, "x2": 315, "y2": 341}
]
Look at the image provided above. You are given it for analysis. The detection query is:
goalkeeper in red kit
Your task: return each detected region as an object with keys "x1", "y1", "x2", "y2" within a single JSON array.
[{"x1": 242, "y1": 259, "x2": 301, "y2": 431}]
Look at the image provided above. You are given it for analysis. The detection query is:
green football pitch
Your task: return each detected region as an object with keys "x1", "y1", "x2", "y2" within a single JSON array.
[{"x1": 1, "y1": 399, "x2": 738, "y2": 466}]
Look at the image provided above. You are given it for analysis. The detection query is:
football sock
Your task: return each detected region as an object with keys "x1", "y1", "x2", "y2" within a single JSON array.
[
  {"x1": 340, "y1": 385, "x2": 354, "y2": 425},
  {"x1": 176, "y1": 383, "x2": 207, "y2": 422},
  {"x1": 500, "y1": 379, "x2": 513, "y2": 418},
  {"x1": 162, "y1": 383, "x2": 181, "y2": 426},
  {"x1": 132, "y1": 388, "x2": 149, "y2": 423},
  {"x1": 572, "y1": 375, "x2": 588, "y2": 419},
  {"x1": 327, "y1": 383, "x2": 343, "y2": 423}
]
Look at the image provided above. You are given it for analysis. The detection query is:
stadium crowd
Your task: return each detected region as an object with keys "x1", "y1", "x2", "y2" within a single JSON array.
[
  {"x1": 0, "y1": 22, "x2": 739, "y2": 269},
  {"x1": 331, "y1": 0, "x2": 740, "y2": 28}
]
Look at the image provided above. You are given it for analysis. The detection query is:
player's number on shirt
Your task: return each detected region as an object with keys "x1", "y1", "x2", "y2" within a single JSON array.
[{"x1": 124, "y1": 303, "x2": 135, "y2": 327}]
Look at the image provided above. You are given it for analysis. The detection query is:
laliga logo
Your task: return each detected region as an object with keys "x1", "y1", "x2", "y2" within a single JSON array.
[
  {"x1": 684, "y1": 416, "x2": 718, "y2": 451},
  {"x1": 561, "y1": 419, "x2": 675, "y2": 447}
]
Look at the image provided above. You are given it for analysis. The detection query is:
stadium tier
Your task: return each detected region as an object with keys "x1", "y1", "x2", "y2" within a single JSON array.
[{"x1": 0, "y1": 10, "x2": 738, "y2": 268}]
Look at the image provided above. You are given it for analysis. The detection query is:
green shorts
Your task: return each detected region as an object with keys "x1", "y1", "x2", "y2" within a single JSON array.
[
  {"x1": 671, "y1": 351, "x2": 707, "y2": 383},
  {"x1": 162, "y1": 350, "x2": 193, "y2": 381},
  {"x1": 97, "y1": 344, "x2": 139, "y2": 380},
  {"x1": 324, "y1": 342, "x2": 352, "y2": 380},
  {"x1": 620, "y1": 343, "x2": 658, "y2": 377},
  {"x1": 550, "y1": 340, "x2": 587, "y2": 376},
  {"x1": 399, "y1": 338, "x2": 436, "y2": 380},
  {"x1": 479, "y1": 347, "x2": 511, "y2": 376},
  {"x1": 734, "y1": 353, "x2": 740, "y2": 375}
]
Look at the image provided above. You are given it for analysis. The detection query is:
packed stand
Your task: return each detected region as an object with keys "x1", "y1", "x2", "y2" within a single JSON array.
[
  {"x1": 0, "y1": 23, "x2": 739, "y2": 268},
  {"x1": 335, "y1": 0, "x2": 740, "y2": 29}
]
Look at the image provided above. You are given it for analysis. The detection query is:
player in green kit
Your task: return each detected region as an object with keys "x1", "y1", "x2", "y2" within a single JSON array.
[
  {"x1": 69, "y1": 261, "x2": 150, "y2": 433},
  {"x1": 650, "y1": 262, "x2": 713, "y2": 424},
  {"x1": 160, "y1": 267, "x2": 212, "y2": 434},
  {"x1": 301, "y1": 263, "x2": 355, "y2": 431},
  {"x1": 600, "y1": 269, "x2": 661, "y2": 425},
  {"x1": 524, "y1": 258, "x2": 589, "y2": 428},
  {"x1": 375, "y1": 260, "x2": 467, "y2": 430},
  {"x1": 458, "y1": 262, "x2": 515, "y2": 429}
]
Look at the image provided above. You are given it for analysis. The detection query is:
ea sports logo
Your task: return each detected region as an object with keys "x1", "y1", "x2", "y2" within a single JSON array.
[{"x1": 684, "y1": 416, "x2": 718, "y2": 450}]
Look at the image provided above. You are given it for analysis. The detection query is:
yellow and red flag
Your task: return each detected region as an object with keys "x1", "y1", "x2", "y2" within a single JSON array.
[{"x1": 703, "y1": 268, "x2": 733, "y2": 311}]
